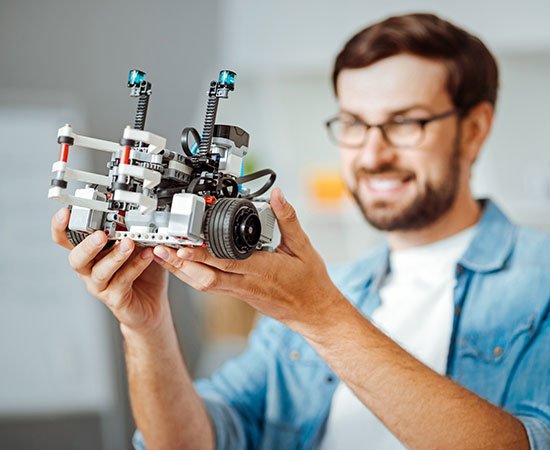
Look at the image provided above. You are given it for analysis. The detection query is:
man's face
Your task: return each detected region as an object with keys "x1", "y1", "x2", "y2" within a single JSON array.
[{"x1": 336, "y1": 54, "x2": 463, "y2": 231}]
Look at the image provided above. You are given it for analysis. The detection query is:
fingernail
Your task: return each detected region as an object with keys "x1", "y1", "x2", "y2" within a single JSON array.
[
  {"x1": 154, "y1": 247, "x2": 168, "y2": 260},
  {"x1": 177, "y1": 248, "x2": 191, "y2": 259},
  {"x1": 141, "y1": 248, "x2": 153, "y2": 259},
  {"x1": 278, "y1": 188, "x2": 286, "y2": 205},
  {"x1": 55, "y1": 209, "x2": 67, "y2": 223},
  {"x1": 92, "y1": 232, "x2": 105, "y2": 246},
  {"x1": 119, "y1": 238, "x2": 132, "y2": 252}
]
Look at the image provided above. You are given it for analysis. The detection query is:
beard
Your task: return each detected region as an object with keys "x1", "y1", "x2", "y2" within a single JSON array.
[{"x1": 350, "y1": 139, "x2": 461, "y2": 232}]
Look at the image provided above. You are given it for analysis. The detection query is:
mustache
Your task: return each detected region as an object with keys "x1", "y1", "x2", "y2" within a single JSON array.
[{"x1": 354, "y1": 165, "x2": 416, "y2": 179}]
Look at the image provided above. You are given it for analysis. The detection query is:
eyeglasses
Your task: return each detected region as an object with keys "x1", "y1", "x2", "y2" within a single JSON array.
[{"x1": 325, "y1": 108, "x2": 462, "y2": 149}]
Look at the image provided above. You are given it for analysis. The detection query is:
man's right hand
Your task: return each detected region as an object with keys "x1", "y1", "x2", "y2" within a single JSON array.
[{"x1": 51, "y1": 207, "x2": 170, "y2": 333}]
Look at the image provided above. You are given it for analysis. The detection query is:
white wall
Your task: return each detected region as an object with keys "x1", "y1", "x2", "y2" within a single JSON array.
[
  {"x1": 0, "y1": 0, "x2": 219, "y2": 448},
  {"x1": 218, "y1": 0, "x2": 550, "y2": 74},
  {"x1": 0, "y1": 107, "x2": 116, "y2": 415}
]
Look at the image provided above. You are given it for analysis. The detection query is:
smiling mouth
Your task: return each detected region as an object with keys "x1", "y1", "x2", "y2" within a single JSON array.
[{"x1": 362, "y1": 174, "x2": 415, "y2": 193}]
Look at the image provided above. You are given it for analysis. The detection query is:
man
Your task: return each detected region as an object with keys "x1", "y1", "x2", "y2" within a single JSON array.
[{"x1": 51, "y1": 13, "x2": 549, "y2": 450}]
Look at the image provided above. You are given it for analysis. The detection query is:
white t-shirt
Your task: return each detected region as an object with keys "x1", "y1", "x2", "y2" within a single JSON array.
[{"x1": 320, "y1": 227, "x2": 476, "y2": 450}]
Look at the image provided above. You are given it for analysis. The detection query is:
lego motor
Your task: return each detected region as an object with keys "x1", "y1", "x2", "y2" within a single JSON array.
[{"x1": 49, "y1": 69, "x2": 277, "y2": 260}]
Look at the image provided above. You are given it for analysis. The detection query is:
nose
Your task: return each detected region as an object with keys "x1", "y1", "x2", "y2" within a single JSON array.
[{"x1": 355, "y1": 126, "x2": 397, "y2": 169}]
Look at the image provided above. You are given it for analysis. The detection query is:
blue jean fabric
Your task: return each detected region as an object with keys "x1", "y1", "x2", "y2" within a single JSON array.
[{"x1": 134, "y1": 200, "x2": 550, "y2": 449}]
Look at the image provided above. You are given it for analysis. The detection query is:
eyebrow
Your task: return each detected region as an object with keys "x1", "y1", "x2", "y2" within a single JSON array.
[{"x1": 339, "y1": 104, "x2": 435, "y2": 121}]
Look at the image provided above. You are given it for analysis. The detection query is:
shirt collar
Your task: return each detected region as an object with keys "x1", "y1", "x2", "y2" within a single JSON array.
[
  {"x1": 346, "y1": 245, "x2": 389, "y2": 294},
  {"x1": 458, "y1": 199, "x2": 517, "y2": 273},
  {"x1": 348, "y1": 199, "x2": 516, "y2": 292}
]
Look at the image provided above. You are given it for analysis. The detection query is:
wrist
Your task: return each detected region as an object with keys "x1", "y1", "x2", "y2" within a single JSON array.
[
  {"x1": 292, "y1": 289, "x2": 363, "y2": 345},
  {"x1": 120, "y1": 307, "x2": 177, "y2": 350}
]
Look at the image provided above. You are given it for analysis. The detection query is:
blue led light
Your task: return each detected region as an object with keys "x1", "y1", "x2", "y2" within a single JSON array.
[
  {"x1": 218, "y1": 70, "x2": 236, "y2": 87},
  {"x1": 128, "y1": 69, "x2": 146, "y2": 86},
  {"x1": 190, "y1": 142, "x2": 199, "y2": 155}
]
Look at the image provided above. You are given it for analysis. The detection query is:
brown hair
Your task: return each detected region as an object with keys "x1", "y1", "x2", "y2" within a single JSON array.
[{"x1": 332, "y1": 13, "x2": 499, "y2": 111}]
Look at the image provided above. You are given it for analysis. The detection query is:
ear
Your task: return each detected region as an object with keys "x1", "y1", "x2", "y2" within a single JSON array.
[{"x1": 459, "y1": 101, "x2": 494, "y2": 165}]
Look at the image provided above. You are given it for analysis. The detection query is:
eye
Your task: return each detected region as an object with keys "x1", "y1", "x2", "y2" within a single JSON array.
[{"x1": 391, "y1": 115, "x2": 419, "y2": 125}]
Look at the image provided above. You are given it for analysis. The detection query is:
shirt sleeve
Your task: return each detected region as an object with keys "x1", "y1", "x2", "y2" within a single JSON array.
[
  {"x1": 132, "y1": 315, "x2": 286, "y2": 450},
  {"x1": 507, "y1": 310, "x2": 550, "y2": 450}
]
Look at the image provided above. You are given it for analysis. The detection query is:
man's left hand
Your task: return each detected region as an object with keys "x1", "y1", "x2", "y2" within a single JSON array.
[{"x1": 151, "y1": 188, "x2": 344, "y2": 330}]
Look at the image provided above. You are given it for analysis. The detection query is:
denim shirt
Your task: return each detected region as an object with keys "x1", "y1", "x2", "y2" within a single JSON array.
[{"x1": 133, "y1": 200, "x2": 550, "y2": 450}]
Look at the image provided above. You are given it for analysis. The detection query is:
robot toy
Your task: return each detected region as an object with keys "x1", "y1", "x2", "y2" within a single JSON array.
[{"x1": 49, "y1": 69, "x2": 276, "y2": 259}]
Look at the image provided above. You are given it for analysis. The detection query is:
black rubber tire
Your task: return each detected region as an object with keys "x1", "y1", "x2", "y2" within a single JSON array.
[
  {"x1": 205, "y1": 198, "x2": 262, "y2": 260},
  {"x1": 65, "y1": 228, "x2": 115, "y2": 250},
  {"x1": 65, "y1": 229, "x2": 89, "y2": 247}
]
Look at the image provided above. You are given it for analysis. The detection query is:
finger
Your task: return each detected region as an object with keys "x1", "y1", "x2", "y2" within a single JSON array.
[
  {"x1": 153, "y1": 246, "x2": 242, "y2": 293},
  {"x1": 105, "y1": 247, "x2": 155, "y2": 309},
  {"x1": 51, "y1": 208, "x2": 73, "y2": 250},
  {"x1": 175, "y1": 246, "x2": 260, "y2": 274},
  {"x1": 153, "y1": 245, "x2": 185, "y2": 270},
  {"x1": 90, "y1": 238, "x2": 135, "y2": 291},
  {"x1": 178, "y1": 260, "x2": 243, "y2": 293},
  {"x1": 270, "y1": 188, "x2": 309, "y2": 255},
  {"x1": 67, "y1": 230, "x2": 109, "y2": 275},
  {"x1": 153, "y1": 255, "x2": 202, "y2": 288}
]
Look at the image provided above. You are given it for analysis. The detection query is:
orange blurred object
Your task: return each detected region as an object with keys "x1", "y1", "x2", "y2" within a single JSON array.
[{"x1": 307, "y1": 169, "x2": 347, "y2": 204}]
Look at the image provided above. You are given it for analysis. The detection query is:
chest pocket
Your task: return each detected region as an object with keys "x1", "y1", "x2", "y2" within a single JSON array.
[{"x1": 455, "y1": 312, "x2": 537, "y2": 404}]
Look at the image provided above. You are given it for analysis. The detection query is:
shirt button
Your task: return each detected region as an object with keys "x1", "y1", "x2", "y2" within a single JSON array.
[
  {"x1": 493, "y1": 346, "x2": 503, "y2": 357},
  {"x1": 290, "y1": 350, "x2": 300, "y2": 361},
  {"x1": 455, "y1": 306, "x2": 461, "y2": 316},
  {"x1": 326, "y1": 375, "x2": 335, "y2": 384},
  {"x1": 456, "y1": 265, "x2": 464, "y2": 274}
]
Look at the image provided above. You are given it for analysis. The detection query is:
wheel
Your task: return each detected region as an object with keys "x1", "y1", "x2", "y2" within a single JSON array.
[
  {"x1": 205, "y1": 198, "x2": 262, "y2": 260},
  {"x1": 65, "y1": 228, "x2": 115, "y2": 250},
  {"x1": 65, "y1": 229, "x2": 89, "y2": 247}
]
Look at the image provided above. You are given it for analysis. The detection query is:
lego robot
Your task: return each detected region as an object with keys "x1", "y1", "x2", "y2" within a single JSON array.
[{"x1": 49, "y1": 69, "x2": 276, "y2": 260}]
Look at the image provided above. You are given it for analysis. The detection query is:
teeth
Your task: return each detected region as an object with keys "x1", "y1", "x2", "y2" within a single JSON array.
[{"x1": 368, "y1": 179, "x2": 403, "y2": 191}]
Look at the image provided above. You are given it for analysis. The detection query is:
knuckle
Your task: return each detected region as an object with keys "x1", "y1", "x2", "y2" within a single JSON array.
[
  {"x1": 115, "y1": 270, "x2": 132, "y2": 287},
  {"x1": 160, "y1": 260, "x2": 177, "y2": 274},
  {"x1": 285, "y1": 206, "x2": 298, "y2": 222},
  {"x1": 203, "y1": 273, "x2": 218, "y2": 290},
  {"x1": 248, "y1": 285, "x2": 263, "y2": 299},
  {"x1": 84, "y1": 238, "x2": 98, "y2": 252},
  {"x1": 195, "y1": 252, "x2": 207, "y2": 263},
  {"x1": 101, "y1": 291, "x2": 118, "y2": 309},
  {"x1": 84, "y1": 281, "x2": 101, "y2": 299},
  {"x1": 91, "y1": 269, "x2": 110, "y2": 285},
  {"x1": 196, "y1": 283, "x2": 207, "y2": 292},
  {"x1": 223, "y1": 259, "x2": 238, "y2": 272},
  {"x1": 262, "y1": 269, "x2": 277, "y2": 283},
  {"x1": 113, "y1": 250, "x2": 130, "y2": 264},
  {"x1": 67, "y1": 252, "x2": 80, "y2": 270}
]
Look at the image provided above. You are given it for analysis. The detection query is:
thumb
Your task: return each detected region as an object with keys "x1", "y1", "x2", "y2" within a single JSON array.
[{"x1": 270, "y1": 188, "x2": 308, "y2": 253}]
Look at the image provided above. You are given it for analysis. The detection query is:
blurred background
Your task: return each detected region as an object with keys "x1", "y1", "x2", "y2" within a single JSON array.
[{"x1": 1, "y1": 0, "x2": 549, "y2": 448}]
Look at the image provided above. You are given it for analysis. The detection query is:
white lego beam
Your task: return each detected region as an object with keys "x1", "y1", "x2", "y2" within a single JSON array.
[
  {"x1": 57, "y1": 124, "x2": 120, "y2": 153},
  {"x1": 48, "y1": 186, "x2": 110, "y2": 212},
  {"x1": 52, "y1": 161, "x2": 111, "y2": 186},
  {"x1": 168, "y1": 159, "x2": 192, "y2": 175},
  {"x1": 122, "y1": 127, "x2": 167, "y2": 154},
  {"x1": 117, "y1": 163, "x2": 161, "y2": 189}
]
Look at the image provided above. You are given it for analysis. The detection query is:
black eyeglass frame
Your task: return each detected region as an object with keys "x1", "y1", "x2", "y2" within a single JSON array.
[{"x1": 325, "y1": 108, "x2": 464, "y2": 149}]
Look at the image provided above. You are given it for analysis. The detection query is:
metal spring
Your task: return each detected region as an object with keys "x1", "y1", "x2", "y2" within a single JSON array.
[
  {"x1": 134, "y1": 94, "x2": 149, "y2": 130},
  {"x1": 198, "y1": 95, "x2": 219, "y2": 157}
]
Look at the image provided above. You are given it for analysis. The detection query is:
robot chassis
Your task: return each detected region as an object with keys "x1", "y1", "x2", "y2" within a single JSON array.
[{"x1": 49, "y1": 69, "x2": 277, "y2": 260}]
